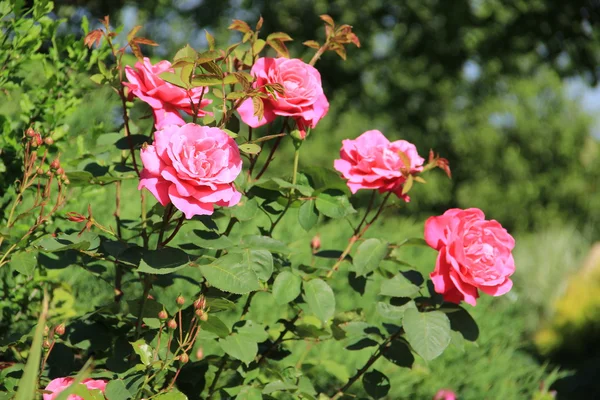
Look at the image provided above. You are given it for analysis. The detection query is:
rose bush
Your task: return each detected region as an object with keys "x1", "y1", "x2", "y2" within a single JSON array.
[
  {"x1": 425, "y1": 208, "x2": 516, "y2": 306},
  {"x1": 0, "y1": 6, "x2": 519, "y2": 400}
]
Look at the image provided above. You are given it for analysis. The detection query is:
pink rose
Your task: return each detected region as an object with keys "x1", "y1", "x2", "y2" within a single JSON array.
[
  {"x1": 138, "y1": 123, "x2": 242, "y2": 219},
  {"x1": 433, "y1": 389, "x2": 457, "y2": 400},
  {"x1": 425, "y1": 208, "x2": 516, "y2": 306},
  {"x1": 237, "y1": 57, "x2": 329, "y2": 138},
  {"x1": 43, "y1": 377, "x2": 107, "y2": 400},
  {"x1": 333, "y1": 130, "x2": 424, "y2": 200},
  {"x1": 124, "y1": 57, "x2": 212, "y2": 129}
]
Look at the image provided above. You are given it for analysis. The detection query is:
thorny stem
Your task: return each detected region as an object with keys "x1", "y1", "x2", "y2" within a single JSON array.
[
  {"x1": 330, "y1": 328, "x2": 404, "y2": 400},
  {"x1": 326, "y1": 191, "x2": 392, "y2": 278}
]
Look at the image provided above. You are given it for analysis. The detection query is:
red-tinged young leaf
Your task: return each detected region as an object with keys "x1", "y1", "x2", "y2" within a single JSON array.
[
  {"x1": 133, "y1": 37, "x2": 159, "y2": 46},
  {"x1": 252, "y1": 97, "x2": 264, "y2": 120},
  {"x1": 127, "y1": 25, "x2": 142, "y2": 42},
  {"x1": 334, "y1": 46, "x2": 347, "y2": 60},
  {"x1": 229, "y1": 19, "x2": 252, "y2": 33},
  {"x1": 191, "y1": 74, "x2": 223, "y2": 86},
  {"x1": 201, "y1": 61, "x2": 223, "y2": 78},
  {"x1": 437, "y1": 157, "x2": 452, "y2": 178},
  {"x1": 349, "y1": 32, "x2": 361, "y2": 47},
  {"x1": 196, "y1": 50, "x2": 221, "y2": 64},
  {"x1": 223, "y1": 74, "x2": 239, "y2": 85},
  {"x1": 256, "y1": 16, "x2": 264, "y2": 31},
  {"x1": 205, "y1": 30, "x2": 215, "y2": 50},
  {"x1": 320, "y1": 14, "x2": 335, "y2": 27},
  {"x1": 252, "y1": 39, "x2": 266, "y2": 56},
  {"x1": 170, "y1": 59, "x2": 195, "y2": 69},
  {"x1": 303, "y1": 40, "x2": 320, "y2": 49},
  {"x1": 325, "y1": 24, "x2": 334, "y2": 38},
  {"x1": 267, "y1": 39, "x2": 290, "y2": 58},
  {"x1": 233, "y1": 72, "x2": 252, "y2": 91},
  {"x1": 84, "y1": 29, "x2": 103, "y2": 48},
  {"x1": 242, "y1": 31, "x2": 253, "y2": 43},
  {"x1": 130, "y1": 43, "x2": 143, "y2": 61},
  {"x1": 266, "y1": 82, "x2": 284, "y2": 95},
  {"x1": 251, "y1": 133, "x2": 286, "y2": 143},
  {"x1": 414, "y1": 176, "x2": 427, "y2": 184},
  {"x1": 266, "y1": 32, "x2": 293, "y2": 42},
  {"x1": 226, "y1": 91, "x2": 246, "y2": 100},
  {"x1": 225, "y1": 43, "x2": 240, "y2": 58},
  {"x1": 100, "y1": 15, "x2": 110, "y2": 29},
  {"x1": 175, "y1": 44, "x2": 197, "y2": 61},
  {"x1": 402, "y1": 175, "x2": 414, "y2": 195}
]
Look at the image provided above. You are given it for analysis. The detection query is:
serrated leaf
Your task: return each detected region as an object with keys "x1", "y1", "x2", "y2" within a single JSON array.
[
  {"x1": 266, "y1": 32, "x2": 293, "y2": 42},
  {"x1": 403, "y1": 309, "x2": 451, "y2": 361},
  {"x1": 239, "y1": 235, "x2": 289, "y2": 254},
  {"x1": 266, "y1": 39, "x2": 289, "y2": 58},
  {"x1": 362, "y1": 370, "x2": 390, "y2": 399},
  {"x1": 352, "y1": 238, "x2": 388, "y2": 276},
  {"x1": 200, "y1": 315, "x2": 230, "y2": 338},
  {"x1": 105, "y1": 380, "x2": 131, "y2": 400},
  {"x1": 303, "y1": 40, "x2": 320, "y2": 49},
  {"x1": 219, "y1": 334, "x2": 257, "y2": 365},
  {"x1": 376, "y1": 301, "x2": 416, "y2": 320},
  {"x1": 130, "y1": 340, "x2": 152, "y2": 366},
  {"x1": 137, "y1": 247, "x2": 189, "y2": 274},
  {"x1": 303, "y1": 279, "x2": 335, "y2": 322},
  {"x1": 380, "y1": 273, "x2": 420, "y2": 297},
  {"x1": 9, "y1": 251, "x2": 37, "y2": 276},
  {"x1": 272, "y1": 271, "x2": 301, "y2": 305},
  {"x1": 174, "y1": 44, "x2": 197, "y2": 61},
  {"x1": 262, "y1": 380, "x2": 297, "y2": 394},
  {"x1": 191, "y1": 74, "x2": 222, "y2": 86},
  {"x1": 252, "y1": 39, "x2": 266, "y2": 55},
  {"x1": 159, "y1": 72, "x2": 188, "y2": 88},
  {"x1": 298, "y1": 200, "x2": 318, "y2": 231},
  {"x1": 315, "y1": 192, "x2": 356, "y2": 219},
  {"x1": 199, "y1": 253, "x2": 260, "y2": 294}
]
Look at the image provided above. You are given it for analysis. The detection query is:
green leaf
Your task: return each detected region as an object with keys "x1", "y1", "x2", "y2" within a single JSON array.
[
  {"x1": 199, "y1": 253, "x2": 260, "y2": 294},
  {"x1": 298, "y1": 199, "x2": 318, "y2": 231},
  {"x1": 262, "y1": 380, "x2": 297, "y2": 394},
  {"x1": 380, "y1": 273, "x2": 420, "y2": 297},
  {"x1": 191, "y1": 74, "x2": 223, "y2": 86},
  {"x1": 200, "y1": 315, "x2": 230, "y2": 338},
  {"x1": 403, "y1": 309, "x2": 451, "y2": 361},
  {"x1": 239, "y1": 143, "x2": 261, "y2": 155},
  {"x1": 240, "y1": 235, "x2": 289, "y2": 254},
  {"x1": 272, "y1": 271, "x2": 301, "y2": 305},
  {"x1": 303, "y1": 279, "x2": 335, "y2": 322},
  {"x1": 37, "y1": 232, "x2": 100, "y2": 253},
  {"x1": 220, "y1": 334, "x2": 258, "y2": 365},
  {"x1": 159, "y1": 72, "x2": 188, "y2": 88},
  {"x1": 376, "y1": 301, "x2": 416, "y2": 321},
  {"x1": 315, "y1": 192, "x2": 356, "y2": 219},
  {"x1": 362, "y1": 370, "x2": 390, "y2": 399},
  {"x1": 105, "y1": 380, "x2": 132, "y2": 400},
  {"x1": 231, "y1": 197, "x2": 259, "y2": 221},
  {"x1": 352, "y1": 238, "x2": 388, "y2": 276},
  {"x1": 9, "y1": 251, "x2": 37, "y2": 276},
  {"x1": 174, "y1": 44, "x2": 197, "y2": 60},
  {"x1": 397, "y1": 237, "x2": 429, "y2": 247},
  {"x1": 241, "y1": 249, "x2": 273, "y2": 281},
  {"x1": 130, "y1": 340, "x2": 153, "y2": 366},
  {"x1": 154, "y1": 390, "x2": 188, "y2": 400},
  {"x1": 14, "y1": 296, "x2": 47, "y2": 400},
  {"x1": 236, "y1": 386, "x2": 263, "y2": 400},
  {"x1": 383, "y1": 340, "x2": 414, "y2": 368},
  {"x1": 303, "y1": 166, "x2": 350, "y2": 194},
  {"x1": 236, "y1": 320, "x2": 269, "y2": 342},
  {"x1": 206, "y1": 297, "x2": 237, "y2": 313},
  {"x1": 137, "y1": 247, "x2": 190, "y2": 274},
  {"x1": 447, "y1": 306, "x2": 479, "y2": 341}
]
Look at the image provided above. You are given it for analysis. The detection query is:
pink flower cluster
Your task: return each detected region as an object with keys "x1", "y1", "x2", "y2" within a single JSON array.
[{"x1": 43, "y1": 378, "x2": 107, "y2": 400}]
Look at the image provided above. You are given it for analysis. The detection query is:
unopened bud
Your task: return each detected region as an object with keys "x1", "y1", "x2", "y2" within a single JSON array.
[
  {"x1": 42, "y1": 339, "x2": 51, "y2": 349},
  {"x1": 311, "y1": 234, "x2": 321, "y2": 253},
  {"x1": 56, "y1": 167, "x2": 64, "y2": 175},
  {"x1": 176, "y1": 295, "x2": 185, "y2": 306},
  {"x1": 50, "y1": 159, "x2": 60, "y2": 170},
  {"x1": 35, "y1": 135, "x2": 43, "y2": 146},
  {"x1": 158, "y1": 310, "x2": 168, "y2": 320},
  {"x1": 36, "y1": 168, "x2": 44, "y2": 175},
  {"x1": 193, "y1": 296, "x2": 206, "y2": 310},
  {"x1": 26, "y1": 128, "x2": 36, "y2": 137},
  {"x1": 54, "y1": 323, "x2": 66, "y2": 336},
  {"x1": 195, "y1": 309, "x2": 204, "y2": 318},
  {"x1": 63, "y1": 179, "x2": 70, "y2": 185},
  {"x1": 196, "y1": 347, "x2": 204, "y2": 360},
  {"x1": 43, "y1": 325, "x2": 50, "y2": 336},
  {"x1": 167, "y1": 319, "x2": 177, "y2": 330},
  {"x1": 179, "y1": 353, "x2": 189, "y2": 364},
  {"x1": 46, "y1": 170, "x2": 53, "y2": 177},
  {"x1": 44, "y1": 137, "x2": 54, "y2": 146},
  {"x1": 199, "y1": 312, "x2": 208, "y2": 322},
  {"x1": 66, "y1": 212, "x2": 86, "y2": 223}
]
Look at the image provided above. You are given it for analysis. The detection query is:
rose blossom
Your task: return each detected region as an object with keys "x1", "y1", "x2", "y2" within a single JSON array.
[
  {"x1": 333, "y1": 130, "x2": 424, "y2": 200},
  {"x1": 237, "y1": 57, "x2": 329, "y2": 138},
  {"x1": 425, "y1": 208, "x2": 515, "y2": 306},
  {"x1": 124, "y1": 57, "x2": 212, "y2": 129},
  {"x1": 433, "y1": 389, "x2": 457, "y2": 400},
  {"x1": 138, "y1": 123, "x2": 242, "y2": 219},
  {"x1": 43, "y1": 377, "x2": 107, "y2": 400}
]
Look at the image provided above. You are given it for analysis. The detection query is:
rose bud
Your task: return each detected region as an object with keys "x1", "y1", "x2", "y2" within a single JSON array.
[
  {"x1": 44, "y1": 325, "x2": 50, "y2": 336},
  {"x1": 196, "y1": 347, "x2": 204, "y2": 361},
  {"x1": 167, "y1": 319, "x2": 177, "y2": 330},
  {"x1": 310, "y1": 234, "x2": 321, "y2": 253},
  {"x1": 66, "y1": 212, "x2": 86, "y2": 223},
  {"x1": 176, "y1": 295, "x2": 185, "y2": 306},
  {"x1": 179, "y1": 353, "x2": 189, "y2": 364},
  {"x1": 199, "y1": 312, "x2": 208, "y2": 322},
  {"x1": 36, "y1": 168, "x2": 44, "y2": 175},
  {"x1": 54, "y1": 324, "x2": 66, "y2": 336},
  {"x1": 56, "y1": 167, "x2": 64, "y2": 175},
  {"x1": 50, "y1": 159, "x2": 60, "y2": 170},
  {"x1": 43, "y1": 339, "x2": 51, "y2": 349},
  {"x1": 158, "y1": 310, "x2": 168, "y2": 320},
  {"x1": 193, "y1": 296, "x2": 206, "y2": 310},
  {"x1": 44, "y1": 137, "x2": 54, "y2": 146},
  {"x1": 195, "y1": 309, "x2": 204, "y2": 318},
  {"x1": 35, "y1": 134, "x2": 43, "y2": 146},
  {"x1": 26, "y1": 127, "x2": 36, "y2": 137}
]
